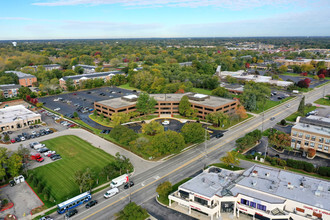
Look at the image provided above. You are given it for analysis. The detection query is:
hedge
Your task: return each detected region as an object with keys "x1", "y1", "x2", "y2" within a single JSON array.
[
  {"x1": 286, "y1": 159, "x2": 315, "y2": 173},
  {"x1": 318, "y1": 167, "x2": 330, "y2": 177}
]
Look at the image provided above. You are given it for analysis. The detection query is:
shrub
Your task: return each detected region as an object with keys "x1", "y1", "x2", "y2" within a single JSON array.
[
  {"x1": 2, "y1": 199, "x2": 8, "y2": 206},
  {"x1": 110, "y1": 125, "x2": 138, "y2": 146},
  {"x1": 318, "y1": 167, "x2": 330, "y2": 177},
  {"x1": 280, "y1": 119, "x2": 286, "y2": 126},
  {"x1": 307, "y1": 148, "x2": 316, "y2": 158}
]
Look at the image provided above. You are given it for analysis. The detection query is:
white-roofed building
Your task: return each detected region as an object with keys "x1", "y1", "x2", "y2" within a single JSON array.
[
  {"x1": 169, "y1": 165, "x2": 330, "y2": 220},
  {"x1": 0, "y1": 105, "x2": 41, "y2": 131}
]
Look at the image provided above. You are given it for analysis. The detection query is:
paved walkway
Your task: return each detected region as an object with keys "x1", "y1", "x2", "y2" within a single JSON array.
[{"x1": 1, "y1": 129, "x2": 160, "y2": 175}]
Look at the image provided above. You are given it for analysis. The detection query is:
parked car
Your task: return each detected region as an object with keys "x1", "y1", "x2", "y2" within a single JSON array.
[
  {"x1": 9, "y1": 180, "x2": 16, "y2": 187},
  {"x1": 270, "y1": 117, "x2": 275, "y2": 121},
  {"x1": 20, "y1": 137, "x2": 26, "y2": 141},
  {"x1": 124, "y1": 181, "x2": 134, "y2": 189},
  {"x1": 32, "y1": 131, "x2": 37, "y2": 135},
  {"x1": 38, "y1": 148, "x2": 50, "y2": 153},
  {"x1": 54, "y1": 108, "x2": 61, "y2": 111},
  {"x1": 85, "y1": 200, "x2": 98, "y2": 208},
  {"x1": 29, "y1": 125, "x2": 34, "y2": 129},
  {"x1": 65, "y1": 209, "x2": 78, "y2": 218},
  {"x1": 51, "y1": 155, "x2": 61, "y2": 161},
  {"x1": 10, "y1": 139, "x2": 16, "y2": 143}
]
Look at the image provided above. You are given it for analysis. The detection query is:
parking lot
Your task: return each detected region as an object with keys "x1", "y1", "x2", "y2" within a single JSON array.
[
  {"x1": 39, "y1": 86, "x2": 136, "y2": 117},
  {"x1": 0, "y1": 181, "x2": 43, "y2": 219},
  {"x1": 270, "y1": 90, "x2": 291, "y2": 101},
  {"x1": 279, "y1": 75, "x2": 329, "y2": 88}
]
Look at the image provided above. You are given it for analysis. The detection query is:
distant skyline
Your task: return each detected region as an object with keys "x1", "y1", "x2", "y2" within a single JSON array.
[{"x1": 1, "y1": 0, "x2": 330, "y2": 40}]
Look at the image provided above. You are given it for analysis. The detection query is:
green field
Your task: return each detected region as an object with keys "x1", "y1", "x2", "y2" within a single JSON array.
[
  {"x1": 285, "y1": 105, "x2": 317, "y2": 122},
  {"x1": 30, "y1": 135, "x2": 116, "y2": 202},
  {"x1": 253, "y1": 97, "x2": 293, "y2": 114},
  {"x1": 314, "y1": 97, "x2": 330, "y2": 106},
  {"x1": 191, "y1": 87, "x2": 213, "y2": 95},
  {"x1": 118, "y1": 83, "x2": 139, "y2": 91}
]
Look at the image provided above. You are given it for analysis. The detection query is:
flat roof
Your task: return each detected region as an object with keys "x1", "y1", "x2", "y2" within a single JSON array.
[
  {"x1": 236, "y1": 165, "x2": 330, "y2": 210},
  {"x1": 96, "y1": 93, "x2": 236, "y2": 109},
  {"x1": 293, "y1": 116, "x2": 330, "y2": 136},
  {"x1": 61, "y1": 71, "x2": 124, "y2": 81},
  {"x1": 0, "y1": 84, "x2": 20, "y2": 89},
  {"x1": 0, "y1": 105, "x2": 41, "y2": 124}
]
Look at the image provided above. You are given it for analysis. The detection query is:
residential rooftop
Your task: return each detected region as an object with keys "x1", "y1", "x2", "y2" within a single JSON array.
[
  {"x1": 0, "y1": 105, "x2": 41, "y2": 124},
  {"x1": 0, "y1": 84, "x2": 20, "y2": 89},
  {"x1": 96, "y1": 93, "x2": 236, "y2": 109},
  {"x1": 5, "y1": 71, "x2": 37, "y2": 79}
]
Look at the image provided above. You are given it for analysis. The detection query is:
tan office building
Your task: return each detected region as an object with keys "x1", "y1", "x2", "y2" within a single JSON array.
[
  {"x1": 0, "y1": 105, "x2": 41, "y2": 132},
  {"x1": 94, "y1": 93, "x2": 239, "y2": 119},
  {"x1": 291, "y1": 116, "x2": 330, "y2": 154},
  {"x1": 276, "y1": 59, "x2": 330, "y2": 68}
]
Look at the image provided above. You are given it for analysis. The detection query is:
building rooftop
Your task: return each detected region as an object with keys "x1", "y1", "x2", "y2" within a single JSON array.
[
  {"x1": 235, "y1": 165, "x2": 330, "y2": 210},
  {"x1": 43, "y1": 64, "x2": 61, "y2": 68},
  {"x1": 293, "y1": 116, "x2": 330, "y2": 136},
  {"x1": 0, "y1": 105, "x2": 41, "y2": 124},
  {"x1": 180, "y1": 168, "x2": 240, "y2": 198},
  {"x1": 96, "y1": 93, "x2": 236, "y2": 109},
  {"x1": 76, "y1": 64, "x2": 96, "y2": 69},
  {"x1": 5, "y1": 71, "x2": 37, "y2": 79},
  {"x1": 61, "y1": 71, "x2": 124, "y2": 81},
  {"x1": 0, "y1": 84, "x2": 20, "y2": 90}
]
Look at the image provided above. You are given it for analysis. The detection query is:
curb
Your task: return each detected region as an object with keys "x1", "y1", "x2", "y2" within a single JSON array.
[
  {"x1": 0, "y1": 202, "x2": 14, "y2": 212},
  {"x1": 25, "y1": 181, "x2": 44, "y2": 216}
]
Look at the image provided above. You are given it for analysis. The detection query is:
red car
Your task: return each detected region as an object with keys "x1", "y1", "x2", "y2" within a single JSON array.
[
  {"x1": 68, "y1": 124, "x2": 76, "y2": 128},
  {"x1": 73, "y1": 93, "x2": 77, "y2": 95},
  {"x1": 10, "y1": 139, "x2": 16, "y2": 143}
]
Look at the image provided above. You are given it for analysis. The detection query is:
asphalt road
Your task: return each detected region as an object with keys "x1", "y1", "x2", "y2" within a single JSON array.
[{"x1": 47, "y1": 84, "x2": 329, "y2": 220}]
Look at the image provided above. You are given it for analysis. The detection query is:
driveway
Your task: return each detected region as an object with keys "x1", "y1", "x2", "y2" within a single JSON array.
[
  {"x1": 273, "y1": 124, "x2": 292, "y2": 134},
  {"x1": 0, "y1": 181, "x2": 43, "y2": 219}
]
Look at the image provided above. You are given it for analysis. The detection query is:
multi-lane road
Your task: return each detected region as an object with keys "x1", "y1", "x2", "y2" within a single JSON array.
[{"x1": 48, "y1": 84, "x2": 328, "y2": 220}]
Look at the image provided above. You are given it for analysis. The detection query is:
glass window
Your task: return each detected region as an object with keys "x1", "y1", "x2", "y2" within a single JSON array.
[
  {"x1": 292, "y1": 132, "x2": 297, "y2": 136},
  {"x1": 311, "y1": 136, "x2": 316, "y2": 141},
  {"x1": 297, "y1": 140, "x2": 301, "y2": 144},
  {"x1": 250, "y1": 202, "x2": 256, "y2": 208},
  {"x1": 257, "y1": 204, "x2": 266, "y2": 211},
  {"x1": 194, "y1": 197, "x2": 208, "y2": 206},
  {"x1": 318, "y1": 144, "x2": 323, "y2": 150},
  {"x1": 305, "y1": 134, "x2": 310, "y2": 139},
  {"x1": 310, "y1": 142, "x2": 315, "y2": 147},
  {"x1": 298, "y1": 133, "x2": 303, "y2": 138},
  {"x1": 304, "y1": 141, "x2": 309, "y2": 146},
  {"x1": 325, "y1": 146, "x2": 329, "y2": 151},
  {"x1": 241, "y1": 199, "x2": 249, "y2": 206},
  {"x1": 291, "y1": 139, "x2": 296, "y2": 143},
  {"x1": 319, "y1": 138, "x2": 324, "y2": 143},
  {"x1": 325, "y1": 139, "x2": 330, "y2": 144}
]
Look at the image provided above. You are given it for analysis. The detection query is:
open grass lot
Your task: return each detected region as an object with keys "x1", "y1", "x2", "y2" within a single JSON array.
[
  {"x1": 118, "y1": 83, "x2": 139, "y2": 91},
  {"x1": 253, "y1": 97, "x2": 293, "y2": 114},
  {"x1": 191, "y1": 87, "x2": 213, "y2": 95},
  {"x1": 30, "y1": 135, "x2": 115, "y2": 202},
  {"x1": 314, "y1": 97, "x2": 330, "y2": 106},
  {"x1": 285, "y1": 105, "x2": 317, "y2": 122}
]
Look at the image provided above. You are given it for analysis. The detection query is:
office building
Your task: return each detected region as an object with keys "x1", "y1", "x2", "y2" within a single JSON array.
[{"x1": 5, "y1": 71, "x2": 37, "y2": 87}]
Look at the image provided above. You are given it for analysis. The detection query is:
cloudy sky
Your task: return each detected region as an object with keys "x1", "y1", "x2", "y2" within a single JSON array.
[{"x1": 0, "y1": 0, "x2": 329, "y2": 40}]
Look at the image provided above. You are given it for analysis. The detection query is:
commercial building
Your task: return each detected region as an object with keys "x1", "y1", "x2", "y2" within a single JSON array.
[
  {"x1": 5, "y1": 71, "x2": 37, "y2": 87},
  {"x1": 291, "y1": 116, "x2": 330, "y2": 154},
  {"x1": 275, "y1": 59, "x2": 330, "y2": 68},
  {"x1": 94, "y1": 93, "x2": 239, "y2": 119},
  {"x1": 59, "y1": 71, "x2": 125, "y2": 90},
  {"x1": 0, "y1": 105, "x2": 41, "y2": 131},
  {"x1": 215, "y1": 67, "x2": 293, "y2": 87},
  {"x1": 0, "y1": 84, "x2": 20, "y2": 98},
  {"x1": 169, "y1": 165, "x2": 330, "y2": 220}
]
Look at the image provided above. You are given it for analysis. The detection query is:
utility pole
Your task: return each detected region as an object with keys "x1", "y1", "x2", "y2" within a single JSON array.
[
  {"x1": 204, "y1": 125, "x2": 208, "y2": 157},
  {"x1": 127, "y1": 169, "x2": 131, "y2": 203}
]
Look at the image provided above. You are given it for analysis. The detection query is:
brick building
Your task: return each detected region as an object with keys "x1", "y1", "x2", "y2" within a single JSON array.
[
  {"x1": 94, "y1": 93, "x2": 239, "y2": 119},
  {"x1": 5, "y1": 71, "x2": 37, "y2": 87},
  {"x1": 0, "y1": 84, "x2": 20, "y2": 98},
  {"x1": 291, "y1": 116, "x2": 330, "y2": 154}
]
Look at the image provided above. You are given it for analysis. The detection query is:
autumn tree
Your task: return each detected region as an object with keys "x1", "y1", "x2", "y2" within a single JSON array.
[
  {"x1": 221, "y1": 151, "x2": 240, "y2": 166},
  {"x1": 235, "y1": 105, "x2": 248, "y2": 119},
  {"x1": 111, "y1": 112, "x2": 130, "y2": 126},
  {"x1": 278, "y1": 65, "x2": 288, "y2": 73}
]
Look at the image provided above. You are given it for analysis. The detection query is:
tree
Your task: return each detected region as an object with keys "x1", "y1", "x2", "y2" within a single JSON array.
[
  {"x1": 181, "y1": 123, "x2": 205, "y2": 144},
  {"x1": 141, "y1": 121, "x2": 164, "y2": 136},
  {"x1": 18, "y1": 87, "x2": 32, "y2": 99},
  {"x1": 156, "y1": 181, "x2": 172, "y2": 199},
  {"x1": 297, "y1": 79, "x2": 309, "y2": 88},
  {"x1": 110, "y1": 58, "x2": 121, "y2": 67},
  {"x1": 151, "y1": 131, "x2": 185, "y2": 156},
  {"x1": 100, "y1": 164, "x2": 117, "y2": 181},
  {"x1": 110, "y1": 125, "x2": 138, "y2": 146},
  {"x1": 116, "y1": 202, "x2": 149, "y2": 220},
  {"x1": 206, "y1": 111, "x2": 229, "y2": 127},
  {"x1": 3, "y1": 134, "x2": 10, "y2": 142},
  {"x1": 235, "y1": 105, "x2": 248, "y2": 119},
  {"x1": 298, "y1": 96, "x2": 305, "y2": 115},
  {"x1": 211, "y1": 87, "x2": 230, "y2": 98},
  {"x1": 111, "y1": 112, "x2": 130, "y2": 126},
  {"x1": 221, "y1": 151, "x2": 240, "y2": 166},
  {"x1": 178, "y1": 96, "x2": 191, "y2": 117},
  {"x1": 66, "y1": 79, "x2": 75, "y2": 91},
  {"x1": 74, "y1": 168, "x2": 95, "y2": 193},
  {"x1": 73, "y1": 112, "x2": 79, "y2": 118},
  {"x1": 7, "y1": 153, "x2": 22, "y2": 178},
  {"x1": 136, "y1": 92, "x2": 157, "y2": 115},
  {"x1": 280, "y1": 119, "x2": 286, "y2": 126},
  {"x1": 0, "y1": 148, "x2": 8, "y2": 181},
  {"x1": 268, "y1": 131, "x2": 291, "y2": 151},
  {"x1": 278, "y1": 65, "x2": 288, "y2": 73}
]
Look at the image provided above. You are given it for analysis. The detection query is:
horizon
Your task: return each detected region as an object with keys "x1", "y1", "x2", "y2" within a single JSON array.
[{"x1": 1, "y1": 0, "x2": 330, "y2": 40}]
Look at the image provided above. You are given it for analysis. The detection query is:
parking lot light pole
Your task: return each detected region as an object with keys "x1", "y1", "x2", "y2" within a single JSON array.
[{"x1": 127, "y1": 169, "x2": 131, "y2": 203}]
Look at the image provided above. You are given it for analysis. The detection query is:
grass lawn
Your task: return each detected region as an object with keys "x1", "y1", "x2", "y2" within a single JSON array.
[
  {"x1": 314, "y1": 97, "x2": 330, "y2": 106},
  {"x1": 285, "y1": 105, "x2": 317, "y2": 122},
  {"x1": 118, "y1": 83, "x2": 139, "y2": 91},
  {"x1": 191, "y1": 87, "x2": 213, "y2": 95},
  {"x1": 89, "y1": 114, "x2": 115, "y2": 127},
  {"x1": 210, "y1": 113, "x2": 253, "y2": 130},
  {"x1": 29, "y1": 135, "x2": 116, "y2": 203},
  {"x1": 253, "y1": 97, "x2": 293, "y2": 114}
]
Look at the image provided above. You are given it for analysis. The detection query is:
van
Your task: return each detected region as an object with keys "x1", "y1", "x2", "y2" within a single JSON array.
[
  {"x1": 104, "y1": 188, "x2": 119, "y2": 199},
  {"x1": 110, "y1": 174, "x2": 129, "y2": 188}
]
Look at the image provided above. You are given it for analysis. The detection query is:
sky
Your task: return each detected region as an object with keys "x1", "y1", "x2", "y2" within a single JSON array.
[{"x1": 0, "y1": 0, "x2": 330, "y2": 40}]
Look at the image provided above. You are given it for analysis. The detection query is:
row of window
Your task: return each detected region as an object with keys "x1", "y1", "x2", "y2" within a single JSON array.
[
  {"x1": 292, "y1": 132, "x2": 330, "y2": 144},
  {"x1": 292, "y1": 139, "x2": 329, "y2": 151},
  {"x1": 240, "y1": 199, "x2": 266, "y2": 211}
]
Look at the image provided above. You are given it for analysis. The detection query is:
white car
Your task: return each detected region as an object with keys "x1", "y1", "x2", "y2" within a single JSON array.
[
  {"x1": 53, "y1": 98, "x2": 59, "y2": 102},
  {"x1": 104, "y1": 188, "x2": 119, "y2": 199},
  {"x1": 20, "y1": 137, "x2": 26, "y2": 141},
  {"x1": 44, "y1": 151, "x2": 55, "y2": 156},
  {"x1": 32, "y1": 131, "x2": 37, "y2": 135},
  {"x1": 54, "y1": 108, "x2": 61, "y2": 112},
  {"x1": 45, "y1": 128, "x2": 50, "y2": 132},
  {"x1": 162, "y1": 120, "x2": 170, "y2": 125}
]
